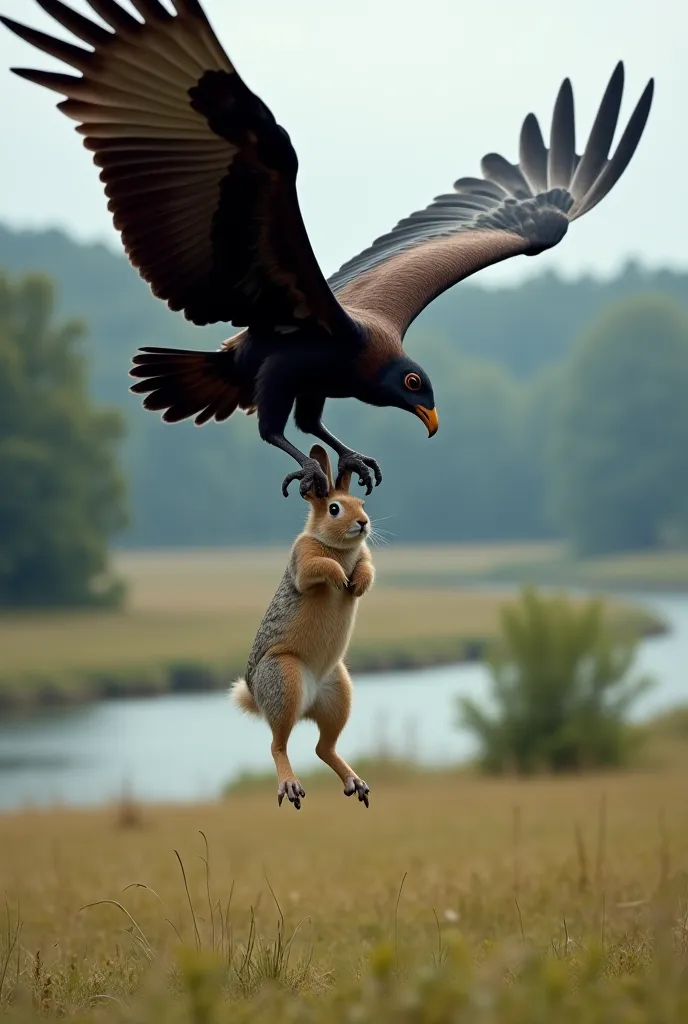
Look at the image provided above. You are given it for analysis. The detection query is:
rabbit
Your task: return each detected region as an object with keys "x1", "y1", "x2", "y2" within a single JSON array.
[{"x1": 231, "y1": 444, "x2": 375, "y2": 810}]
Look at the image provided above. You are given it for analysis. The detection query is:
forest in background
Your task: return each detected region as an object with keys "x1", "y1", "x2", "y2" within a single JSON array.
[{"x1": 2, "y1": 223, "x2": 688, "y2": 551}]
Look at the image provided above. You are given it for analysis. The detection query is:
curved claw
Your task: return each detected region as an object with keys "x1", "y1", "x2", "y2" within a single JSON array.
[
  {"x1": 336, "y1": 454, "x2": 383, "y2": 496},
  {"x1": 282, "y1": 471, "x2": 301, "y2": 498},
  {"x1": 278, "y1": 779, "x2": 306, "y2": 810},
  {"x1": 282, "y1": 459, "x2": 329, "y2": 499},
  {"x1": 343, "y1": 775, "x2": 370, "y2": 808}
]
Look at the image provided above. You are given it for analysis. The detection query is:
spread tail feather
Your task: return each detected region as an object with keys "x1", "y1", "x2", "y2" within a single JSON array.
[
  {"x1": 231, "y1": 678, "x2": 260, "y2": 715},
  {"x1": 129, "y1": 346, "x2": 245, "y2": 425}
]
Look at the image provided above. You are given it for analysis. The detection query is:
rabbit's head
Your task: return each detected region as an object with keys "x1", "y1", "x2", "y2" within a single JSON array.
[{"x1": 304, "y1": 445, "x2": 370, "y2": 550}]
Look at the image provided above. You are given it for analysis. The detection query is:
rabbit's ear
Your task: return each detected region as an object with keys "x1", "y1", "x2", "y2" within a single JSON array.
[
  {"x1": 335, "y1": 466, "x2": 352, "y2": 494},
  {"x1": 309, "y1": 445, "x2": 334, "y2": 493}
]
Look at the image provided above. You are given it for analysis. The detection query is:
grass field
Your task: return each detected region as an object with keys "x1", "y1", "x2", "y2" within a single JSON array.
[
  {"x1": 1, "y1": 765, "x2": 687, "y2": 1021},
  {"x1": 401, "y1": 543, "x2": 688, "y2": 591},
  {"x1": 0, "y1": 544, "x2": 663, "y2": 710}
]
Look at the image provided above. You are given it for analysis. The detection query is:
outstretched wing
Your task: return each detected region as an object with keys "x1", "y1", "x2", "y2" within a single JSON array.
[
  {"x1": 330, "y1": 64, "x2": 654, "y2": 338},
  {"x1": 2, "y1": 0, "x2": 353, "y2": 334}
]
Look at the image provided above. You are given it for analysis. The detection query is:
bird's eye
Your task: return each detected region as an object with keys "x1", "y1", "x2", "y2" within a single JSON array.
[
  {"x1": 328, "y1": 502, "x2": 342, "y2": 517},
  {"x1": 405, "y1": 372, "x2": 422, "y2": 391}
]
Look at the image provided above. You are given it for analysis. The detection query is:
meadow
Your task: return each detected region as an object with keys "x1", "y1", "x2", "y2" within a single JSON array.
[
  {"x1": 1, "y1": 543, "x2": 687, "y2": 1020},
  {"x1": 0, "y1": 543, "x2": 664, "y2": 710},
  {"x1": 1, "y1": 763, "x2": 687, "y2": 1021}
]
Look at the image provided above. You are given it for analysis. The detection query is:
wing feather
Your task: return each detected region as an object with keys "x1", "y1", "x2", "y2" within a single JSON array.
[
  {"x1": 519, "y1": 113, "x2": 548, "y2": 193},
  {"x1": 3, "y1": 0, "x2": 351, "y2": 334},
  {"x1": 331, "y1": 64, "x2": 653, "y2": 338}
]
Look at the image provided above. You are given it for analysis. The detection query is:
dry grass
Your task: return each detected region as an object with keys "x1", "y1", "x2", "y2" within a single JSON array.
[
  {"x1": 0, "y1": 545, "x2": 657, "y2": 694},
  {"x1": 0, "y1": 588, "x2": 522, "y2": 678},
  {"x1": 0, "y1": 768, "x2": 687, "y2": 1020},
  {"x1": 113, "y1": 542, "x2": 563, "y2": 608},
  {"x1": 573, "y1": 548, "x2": 688, "y2": 587},
  {"x1": 459, "y1": 544, "x2": 688, "y2": 590}
]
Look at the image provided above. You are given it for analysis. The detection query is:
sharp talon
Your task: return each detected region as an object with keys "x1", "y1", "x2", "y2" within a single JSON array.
[
  {"x1": 281, "y1": 460, "x2": 328, "y2": 499},
  {"x1": 282, "y1": 471, "x2": 300, "y2": 497},
  {"x1": 338, "y1": 454, "x2": 382, "y2": 494}
]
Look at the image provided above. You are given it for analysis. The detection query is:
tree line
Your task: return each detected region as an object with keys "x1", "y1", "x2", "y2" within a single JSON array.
[{"x1": 1, "y1": 224, "x2": 688, "y2": 604}]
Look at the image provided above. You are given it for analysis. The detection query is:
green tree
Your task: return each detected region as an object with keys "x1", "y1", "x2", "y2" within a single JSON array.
[
  {"x1": 549, "y1": 295, "x2": 688, "y2": 555},
  {"x1": 459, "y1": 588, "x2": 651, "y2": 774},
  {"x1": 6, "y1": 225, "x2": 688, "y2": 551},
  {"x1": 0, "y1": 273, "x2": 127, "y2": 607}
]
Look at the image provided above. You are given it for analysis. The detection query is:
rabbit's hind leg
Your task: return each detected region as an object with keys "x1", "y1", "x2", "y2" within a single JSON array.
[
  {"x1": 252, "y1": 654, "x2": 307, "y2": 810},
  {"x1": 308, "y1": 662, "x2": 370, "y2": 808}
]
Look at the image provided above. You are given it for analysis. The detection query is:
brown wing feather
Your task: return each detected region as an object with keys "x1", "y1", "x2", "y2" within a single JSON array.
[
  {"x1": 331, "y1": 64, "x2": 653, "y2": 338},
  {"x1": 3, "y1": 0, "x2": 351, "y2": 334},
  {"x1": 337, "y1": 230, "x2": 529, "y2": 335}
]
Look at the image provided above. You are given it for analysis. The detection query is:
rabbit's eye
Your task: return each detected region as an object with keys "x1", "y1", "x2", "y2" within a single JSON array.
[{"x1": 328, "y1": 502, "x2": 342, "y2": 517}]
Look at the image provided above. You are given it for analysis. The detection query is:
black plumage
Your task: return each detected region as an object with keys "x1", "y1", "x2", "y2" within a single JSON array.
[{"x1": 2, "y1": 0, "x2": 655, "y2": 499}]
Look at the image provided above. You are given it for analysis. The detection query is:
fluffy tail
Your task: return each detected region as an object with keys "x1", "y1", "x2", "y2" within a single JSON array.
[
  {"x1": 231, "y1": 678, "x2": 260, "y2": 716},
  {"x1": 128, "y1": 345, "x2": 247, "y2": 426}
]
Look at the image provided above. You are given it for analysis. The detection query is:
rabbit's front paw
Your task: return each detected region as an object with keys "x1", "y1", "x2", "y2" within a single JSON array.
[
  {"x1": 348, "y1": 568, "x2": 374, "y2": 598},
  {"x1": 330, "y1": 565, "x2": 350, "y2": 591}
]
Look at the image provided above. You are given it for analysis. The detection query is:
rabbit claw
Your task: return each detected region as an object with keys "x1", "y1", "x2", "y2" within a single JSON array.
[
  {"x1": 278, "y1": 779, "x2": 306, "y2": 810},
  {"x1": 343, "y1": 775, "x2": 370, "y2": 808}
]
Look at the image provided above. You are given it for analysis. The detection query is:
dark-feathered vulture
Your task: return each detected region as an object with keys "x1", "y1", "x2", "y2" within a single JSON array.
[{"x1": 2, "y1": 0, "x2": 654, "y2": 499}]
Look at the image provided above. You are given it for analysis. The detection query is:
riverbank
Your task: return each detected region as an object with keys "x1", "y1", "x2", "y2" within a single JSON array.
[
  {"x1": 0, "y1": 632, "x2": 482, "y2": 713},
  {"x1": 0, "y1": 544, "x2": 664, "y2": 711}
]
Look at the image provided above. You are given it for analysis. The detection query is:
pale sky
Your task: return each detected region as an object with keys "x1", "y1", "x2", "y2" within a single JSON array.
[{"x1": 0, "y1": 0, "x2": 684, "y2": 286}]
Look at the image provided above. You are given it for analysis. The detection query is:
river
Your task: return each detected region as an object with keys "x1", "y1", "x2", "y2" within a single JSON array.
[{"x1": 0, "y1": 591, "x2": 686, "y2": 811}]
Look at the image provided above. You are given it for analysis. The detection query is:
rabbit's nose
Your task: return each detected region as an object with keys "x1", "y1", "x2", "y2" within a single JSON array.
[{"x1": 357, "y1": 520, "x2": 368, "y2": 531}]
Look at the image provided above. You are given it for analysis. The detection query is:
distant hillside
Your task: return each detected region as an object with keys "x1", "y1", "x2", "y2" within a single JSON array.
[
  {"x1": 2, "y1": 223, "x2": 686, "y2": 548},
  {"x1": 0, "y1": 225, "x2": 226, "y2": 404},
  {"x1": 416, "y1": 261, "x2": 688, "y2": 378}
]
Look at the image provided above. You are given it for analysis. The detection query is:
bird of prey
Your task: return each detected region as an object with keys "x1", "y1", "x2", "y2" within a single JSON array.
[{"x1": 2, "y1": 1, "x2": 654, "y2": 500}]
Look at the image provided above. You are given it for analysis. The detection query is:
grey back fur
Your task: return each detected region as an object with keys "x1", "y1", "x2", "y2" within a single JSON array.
[{"x1": 245, "y1": 550, "x2": 300, "y2": 684}]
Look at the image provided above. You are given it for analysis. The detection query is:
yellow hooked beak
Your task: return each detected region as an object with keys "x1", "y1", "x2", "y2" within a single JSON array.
[{"x1": 414, "y1": 405, "x2": 439, "y2": 437}]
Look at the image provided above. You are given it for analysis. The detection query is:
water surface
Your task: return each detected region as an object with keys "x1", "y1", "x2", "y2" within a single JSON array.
[{"x1": 0, "y1": 592, "x2": 685, "y2": 810}]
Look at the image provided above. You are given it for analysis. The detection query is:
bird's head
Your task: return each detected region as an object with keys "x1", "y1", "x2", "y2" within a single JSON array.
[{"x1": 372, "y1": 357, "x2": 439, "y2": 437}]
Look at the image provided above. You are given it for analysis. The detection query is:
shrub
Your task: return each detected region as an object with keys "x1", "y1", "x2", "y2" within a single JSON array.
[{"x1": 459, "y1": 587, "x2": 652, "y2": 773}]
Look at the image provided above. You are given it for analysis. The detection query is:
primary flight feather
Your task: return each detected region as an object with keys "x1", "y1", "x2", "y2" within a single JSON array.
[{"x1": 2, "y1": 0, "x2": 654, "y2": 498}]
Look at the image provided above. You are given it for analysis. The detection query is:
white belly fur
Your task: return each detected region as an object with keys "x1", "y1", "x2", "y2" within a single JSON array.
[{"x1": 298, "y1": 665, "x2": 322, "y2": 716}]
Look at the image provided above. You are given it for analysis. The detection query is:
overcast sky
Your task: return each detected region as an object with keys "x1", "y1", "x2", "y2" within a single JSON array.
[{"x1": 0, "y1": 0, "x2": 684, "y2": 286}]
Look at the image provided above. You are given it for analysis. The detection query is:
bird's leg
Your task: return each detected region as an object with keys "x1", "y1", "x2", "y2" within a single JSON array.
[
  {"x1": 258, "y1": 385, "x2": 329, "y2": 498},
  {"x1": 313, "y1": 424, "x2": 383, "y2": 496},
  {"x1": 270, "y1": 434, "x2": 330, "y2": 498},
  {"x1": 294, "y1": 396, "x2": 382, "y2": 496}
]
